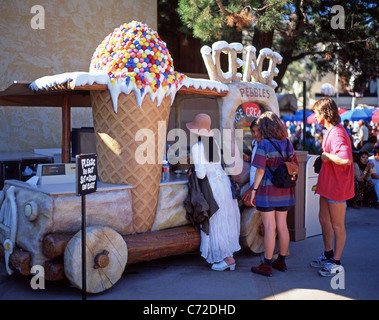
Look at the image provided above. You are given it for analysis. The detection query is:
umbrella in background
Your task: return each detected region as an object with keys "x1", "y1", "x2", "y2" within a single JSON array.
[
  {"x1": 307, "y1": 108, "x2": 348, "y2": 124},
  {"x1": 372, "y1": 110, "x2": 379, "y2": 123},
  {"x1": 293, "y1": 109, "x2": 313, "y2": 122},
  {"x1": 282, "y1": 115, "x2": 294, "y2": 122},
  {"x1": 361, "y1": 108, "x2": 377, "y2": 118},
  {"x1": 340, "y1": 108, "x2": 371, "y2": 122}
]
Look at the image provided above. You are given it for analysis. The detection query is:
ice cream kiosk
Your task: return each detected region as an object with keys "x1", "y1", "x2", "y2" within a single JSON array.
[{"x1": 0, "y1": 21, "x2": 286, "y2": 293}]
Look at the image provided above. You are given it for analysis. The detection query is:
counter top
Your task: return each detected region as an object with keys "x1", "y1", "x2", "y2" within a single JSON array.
[
  {"x1": 3, "y1": 172, "x2": 189, "y2": 196},
  {"x1": 3, "y1": 180, "x2": 131, "y2": 195},
  {"x1": 160, "y1": 172, "x2": 189, "y2": 186},
  {"x1": 0, "y1": 151, "x2": 53, "y2": 162}
]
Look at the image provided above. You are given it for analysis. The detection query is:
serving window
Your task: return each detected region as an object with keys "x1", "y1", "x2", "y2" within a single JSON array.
[{"x1": 234, "y1": 102, "x2": 263, "y2": 150}]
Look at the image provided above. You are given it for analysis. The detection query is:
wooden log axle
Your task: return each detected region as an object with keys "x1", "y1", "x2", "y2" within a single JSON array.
[
  {"x1": 123, "y1": 225, "x2": 201, "y2": 265},
  {"x1": 1, "y1": 226, "x2": 200, "y2": 281},
  {"x1": 42, "y1": 226, "x2": 200, "y2": 263},
  {"x1": 0, "y1": 244, "x2": 31, "y2": 275},
  {"x1": 44, "y1": 260, "x2": 65, "y2": 281},
  {"x1": 40, "y1": 225, "x2": 200, "y2": 280},
  {"x1": 43, "y1": 233, "x2": 71, "y2": 259}
]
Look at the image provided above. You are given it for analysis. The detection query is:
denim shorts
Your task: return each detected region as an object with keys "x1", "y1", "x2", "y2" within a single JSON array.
[
  {"x1": 256, "y1": 206, "x2": 292, "y2": 212},
  {"x1": 321, "y1": 196, "x2": 346, "y2": 204}
]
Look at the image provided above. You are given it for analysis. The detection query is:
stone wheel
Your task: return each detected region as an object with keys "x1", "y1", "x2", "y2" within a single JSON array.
[
  {"x1": 64, "y1": 226, "x2": 128, "y2": 294},
  {"x1": 240, "y1": 208, "x2": 289, "y2": 257}
]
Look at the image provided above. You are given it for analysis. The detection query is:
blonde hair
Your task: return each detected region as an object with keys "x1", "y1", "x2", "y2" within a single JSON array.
[{"x1": 257, "y1": 111, "x2": 288, "y2": 140}]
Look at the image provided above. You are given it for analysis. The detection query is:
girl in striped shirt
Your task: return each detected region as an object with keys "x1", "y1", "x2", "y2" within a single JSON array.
[{"x1": 249, "y1": 111, "x2": 298, "y2": 277}]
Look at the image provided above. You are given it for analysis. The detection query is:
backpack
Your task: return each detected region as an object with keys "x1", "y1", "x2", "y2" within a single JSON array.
[{"x1": 266, "y1": 138, "x2": 298, "y2": 188}]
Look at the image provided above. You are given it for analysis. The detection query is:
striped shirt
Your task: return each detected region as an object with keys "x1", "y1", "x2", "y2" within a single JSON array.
[{"x1": 252, "y1": 138, "x2": 299, "y2": 208}]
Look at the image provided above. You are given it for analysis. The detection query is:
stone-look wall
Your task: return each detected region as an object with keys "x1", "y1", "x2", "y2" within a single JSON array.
[{"x1": 0, "y1": 0, "x2": 157, "y2": 152}]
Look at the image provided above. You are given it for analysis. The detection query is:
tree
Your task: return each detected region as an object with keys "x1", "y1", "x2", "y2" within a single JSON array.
[{"x1": 178, "y1": 0, "x2": 379, "y2": 91}]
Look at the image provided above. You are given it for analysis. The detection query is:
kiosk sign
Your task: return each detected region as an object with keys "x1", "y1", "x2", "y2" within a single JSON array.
[
  {"x1": 242, "y1": 103, "x2": 261, "y2": 118},
  {"x1": 76, "y1": 153, "x2": 97, "y2": 196},
  {"x1": 75, "y1": 153, "x2": 97, "y2": 300}
]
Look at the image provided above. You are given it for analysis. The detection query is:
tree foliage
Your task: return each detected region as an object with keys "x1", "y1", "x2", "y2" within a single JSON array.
[{"x1": 178, "y1": 0, "x2": 379, "y2": 91}]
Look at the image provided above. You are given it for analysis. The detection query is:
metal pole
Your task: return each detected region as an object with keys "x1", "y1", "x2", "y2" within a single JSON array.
[
  {"x1": 336, "y1": 56, "x2": 339, "y2": 108},
  {"x1": 303, "y1": 80, "x2": 307, "y2": 149},
  {"x1": 81, "y1": 194, "x2": 87, "y2": 301},
  {"x1": 336, "y1": 43, "x2": 340, "y2": 108}
]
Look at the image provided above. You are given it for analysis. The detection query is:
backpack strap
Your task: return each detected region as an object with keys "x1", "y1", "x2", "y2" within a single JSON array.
[
  {"x1": 267, "y1": 138, "x2": 284, "y2": 158},
  {"x1": 265, "y1": 138, "x2": 295, "y2": 177},
  {"x1": 265, "y1": 138, "x2": 283, "y2": 176},
  {"x1": 285, "y1": 139, "x2": 296, "y2": 162},
  {"x1": 267, "y1": 138, "x2": 294, "y2": 162}
]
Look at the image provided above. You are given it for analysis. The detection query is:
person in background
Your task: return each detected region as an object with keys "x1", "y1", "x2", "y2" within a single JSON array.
[
  {"x1": 343, "y1": 120, "x2": 352, "y2": 136},
  {"x1": 351, "y1": 150, "x2": 378, "y2": 208},
  {"x1": 241, "y1": 119, "x2": 263, "y2": 235},
  {"x1": 286, "y1": 121, "x2": 295, "y2": 139},
  {"x1": 310, "y1": 98, "x2": 354, "y2": 277},
  {"x1": 247, "y1": 111, "x2": 298, "y2": 277},
  {"x1": 374, "y1": 125, "x2": 379, "y2": 140},
  {"x1": 293, "y1": 139, "x2": 303, "y2": 151},
  {"x1": 343, "y1": 119, "x2": 354, "y2": 148},
  {"x1": 242, "y1": 119, "x2": 261, "y2": 186},
  {"x1": 368, "y1": 125, "x2": 374, "y2": 137},
  {"x1": 369, "y1": 146, "x2": 379, "y2": 206},
  {"x1": 358, "y1": 119, "x2": 369, "y2": 148},
  {"x1": 359, "y1": 134, "x2": 377, "y2": 153},
  {"x1": 248, "y1": 119, "x2": 261, "y2": 187},
  {"x1": 304, "y1": 131, "x2": 317, "y2": 155},
  {"x1": 314, "y1": 132, "x2": 323, "y2": 155}
]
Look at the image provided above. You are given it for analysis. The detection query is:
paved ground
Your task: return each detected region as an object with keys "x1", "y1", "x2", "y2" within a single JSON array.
[{"x1": 1, "y1": 205, "x2": 378, "y2": 301}]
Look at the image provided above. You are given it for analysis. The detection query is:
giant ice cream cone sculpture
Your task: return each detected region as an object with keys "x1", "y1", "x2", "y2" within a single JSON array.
[{"x1": 90, "y1": 21, "x2": 185, "y2": 233}]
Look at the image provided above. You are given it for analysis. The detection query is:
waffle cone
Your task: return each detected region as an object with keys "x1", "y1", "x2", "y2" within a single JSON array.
[{"x1": 91, "y1": 90, "x2": 172, "y2": 233}]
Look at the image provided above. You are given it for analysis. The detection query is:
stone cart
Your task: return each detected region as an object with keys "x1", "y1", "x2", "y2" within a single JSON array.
[
  {"x1": 0, "y1": 176, "x2": 201, "y2": 293},
  {"x1": 0, "y1": 175, "x2": 264, "y2": 293}
]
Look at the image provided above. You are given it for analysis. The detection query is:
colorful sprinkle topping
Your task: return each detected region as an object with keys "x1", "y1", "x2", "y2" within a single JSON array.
[{"x1": 90, "y1": 21, "x2": 185, "y2": 95}]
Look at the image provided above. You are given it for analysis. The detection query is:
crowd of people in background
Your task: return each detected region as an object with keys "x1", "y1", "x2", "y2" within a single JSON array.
[
  {"x1": 284, "y1": 113, "x2": 379, "y2": 209},
  {"x1": 285, "y1": 118, "x2": 379, "y2": 155}
]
